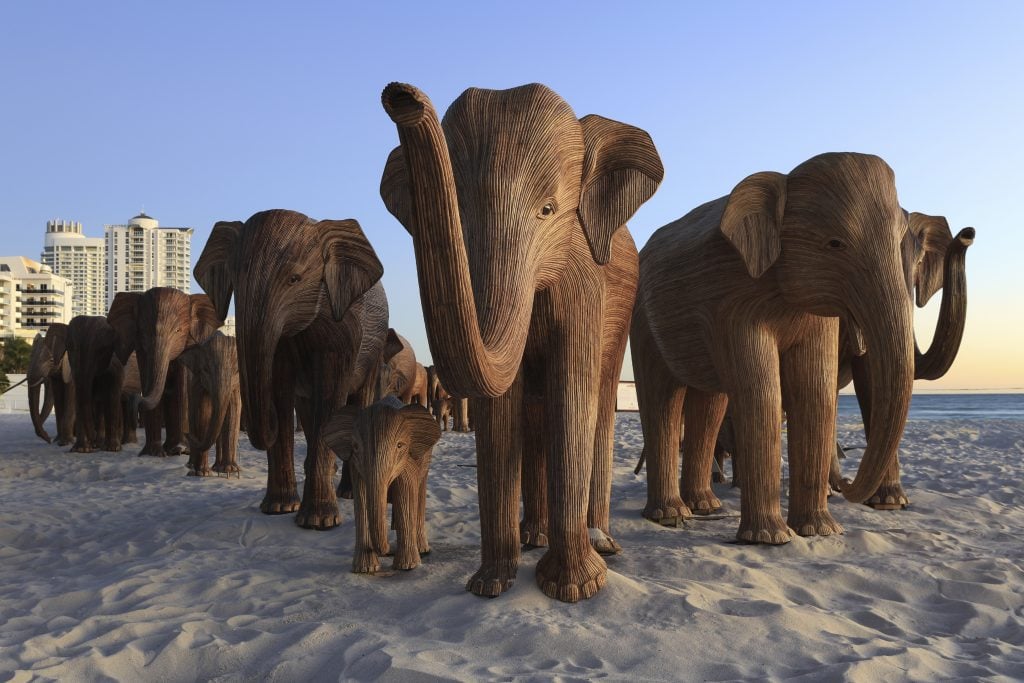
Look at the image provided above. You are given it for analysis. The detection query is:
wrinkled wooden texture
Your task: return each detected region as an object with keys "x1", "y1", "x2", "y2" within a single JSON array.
[
  {"x1": 831, "y1": 214, "x2": 974, "y2": 507},
  {"x1": 376, "y1": 332, "x2": 429, "y2": 410},
  {"x1": 107, "y1": 288, "x2": 221, "y2": 457},
  {"x1": 381, "y1": 82, "x2": 662, "y2": 601},
  {"x1": 65, "y1": 316, "x2": 128, "y2": 453},
  {"x1": 323, "y1": 398, "x2": 441, "y2": 573},
  {"x1": 194, "y1": 209, "x2": 388, "y2": 530},
  {"x1": 27, "y1": 323, "x2": 76, "y2": 445},
  {"x1": 632, "y1": 153, "x2": 914, "y2": 544},
  {"x1": 178, "y1": 332, "x2": 242, "y2": 477}
]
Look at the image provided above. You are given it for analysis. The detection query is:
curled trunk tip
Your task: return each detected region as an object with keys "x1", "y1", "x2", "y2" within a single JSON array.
[{"x1": 382, "y1": 83, "x2": 431, "y2": 126}]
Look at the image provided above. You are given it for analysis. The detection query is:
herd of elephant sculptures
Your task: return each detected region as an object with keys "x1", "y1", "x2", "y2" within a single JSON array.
[{"x1": 22, "y1": 82, "x2": 973, "y2": 603}]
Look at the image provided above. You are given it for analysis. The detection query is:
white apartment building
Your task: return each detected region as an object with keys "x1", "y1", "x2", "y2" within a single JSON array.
[
  {"x1": 105, "y1": 213, "x2": 193, "y2": 306},
  {"x1": 0, "y1": 257, "x2": 74, "y2": 339},
  {"x1": 41, "y1": 219, "x2": 107, "y2": 317}
]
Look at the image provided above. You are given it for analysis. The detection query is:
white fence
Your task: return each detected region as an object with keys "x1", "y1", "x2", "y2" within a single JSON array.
[{"x1": 0, "y1": 374, "x2": 30, "y2": 413}]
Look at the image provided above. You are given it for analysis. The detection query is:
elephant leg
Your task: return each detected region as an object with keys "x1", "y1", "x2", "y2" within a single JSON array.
[
  {"x1": 55, "y1": 381, "x2": 76, "y2": 446},
  {"x1": 350, "y1": 470, "x2": 380, "y2": 574},
  {"x1": 520, "y1": 398, "x2": 548, "y2": 549},
  {"x1": 121, "y1": 395, "x2": 138, "y2": 445},
  {"x1": 214, "y1": 394, "x2": 242, "y2": 477},
  {"x1": 466, "y1": 377, "x2": 523, "y2": 598},
  {"x1": 102, "y1": 377, "x2": 123, "y2": 452},
  {"x1": 261, "y1": 378, "x2": 300, "y2": 514},
  {"x1": 71, "y1": 386, "x2": 97, "y2": 453},
  {"x1": 187, "y1": 391, "x2": 213, "y2": 476},
  {"x1": 417, "y1": 456, "x2": 431, "y2": 555},
  {"x1": 632, "y1": 306, "x2": 689, "y2": 526},
  {"x1": 851, "y1": 354, "x2": 908, "y2": 509},
  {"x1": 534, "y1": 318, "x2": 606, "y2": 604},
  {"x1": 294, "y1": 383, "x2": 341, "y2": 530},
  {"x1": 392, "y1": 474, "x2": 421, "y2": 571},
  {"x1": 726, "y1": 328, "x2": 791, "y2": 544},
  {"x1": 679, "y1": 388, "x2": 727, "y2": 514},
  {"x1": 780, "y1": 322, "x2": 843, "y2": 537},
  {"x1": 162, "y1": 364, "x2": 188, "y2": 455},
  {"x1": 139, "y1": 404, "x2": 164, "y2": 456},
  {"x1": 586, "y1": 341, "x2": 625, "y2": 556}
]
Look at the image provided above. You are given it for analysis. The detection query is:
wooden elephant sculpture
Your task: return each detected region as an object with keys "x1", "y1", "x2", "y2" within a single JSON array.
[
  {"x1": 632, "y1": 153, "x2": 916, "y2": 544},
  {"x1": 177, "y1": 332, "x2": 242, "y2": 477},
  {"x1": 324, "y1": 398, "x2": 441, "y2": 573},
  {"x1": 107, "y1": 288, "x2": 222, "y2": 457},
  {"x1": 381, "y1": 81, "x2": 663, "y2": 601},
  {"x1": 65, "y1": 316, "x2": 131, "y2": 453},
  {"x1": 376, "y1": 330, "x2": 427, "y2": 409},
  {"x1": 27, "y1": 323, "x2": 75, "y2": 445},
  {"x1": 195, "y1": 209, "x2": 389, "y2": 529}
]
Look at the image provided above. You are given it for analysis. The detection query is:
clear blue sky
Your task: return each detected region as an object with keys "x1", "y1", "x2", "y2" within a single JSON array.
[{"x1": 2, "y1": 2, "x2": 1021, "y2": 389}]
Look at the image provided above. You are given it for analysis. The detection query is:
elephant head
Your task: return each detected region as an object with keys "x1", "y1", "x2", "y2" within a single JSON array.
[
  {"x1": 323, "y1": 398, "x2": 441, "y2": 555},
  {"x1": 380, "y1": 82, "x2": 663, "y2": 398},
  {"x1": 376, "y1": 329, "x2": 413, "y2": 400},
  {"x1": 107, "y1": 288, "x2": 220, "y2": 412},
  {"x1": 193, "y1": 210, "x2": 384, "y2": 450},
  {"x1": 177, "y1": 332, "x2": 240, "y2": 454},
  {"x1": 719, "y1": 153, "x2": 914, "y2": 503},
  {"x1": 27, "y1": 324, "x2": 68, "y2": 442}
]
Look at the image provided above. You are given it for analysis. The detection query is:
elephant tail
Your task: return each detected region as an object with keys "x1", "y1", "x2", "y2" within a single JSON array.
[{"x1": 634, "y1": 448, "x2": 646, "y2": 475}]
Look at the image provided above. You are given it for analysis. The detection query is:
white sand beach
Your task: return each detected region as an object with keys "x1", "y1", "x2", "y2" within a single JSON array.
[{"x1": 1, "y1": 412, "x2": 1022, "y2": 681}]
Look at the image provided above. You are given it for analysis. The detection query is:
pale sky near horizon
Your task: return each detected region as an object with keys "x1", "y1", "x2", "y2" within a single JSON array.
[{"x1": 1, "y1": 2, "x2": 1021, "y2": 391}]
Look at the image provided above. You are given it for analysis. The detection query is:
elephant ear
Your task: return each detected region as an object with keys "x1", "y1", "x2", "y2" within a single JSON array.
[
  {"x1": 107, "y1": 292, "x2": 140, "y2": 364},
  {"x1": 322, "y1": 405, "x2": 362, "y2": 461},
  {"x1": 577, "y1": 114, "x2": 664, "y2": 265},
  {"x1": 380, "y1": 146, "x2": 414, "y2": 235},
  {"x1": 46, "y1": 323, "x2": 69, "y2": 366},
  {"x1": 383, "y1": 328, "x2": 405, "y2": 363},
  {"x1": 720, "y1": 171, "x2": 787, "y2": 279},
  {"x1": 400, "y1": 404, "x2": 441, "y2": 461},
  {"x1": 189, "y1": 294, "x2": 222, "y2": 345},
  {"x1": 194, "y1": 220, "x2": 242, "y2": 321},
  {"x1": 320, "y1": 219, "x2": 385, "y2": 321},
  {"x1": 176, "y1": 343, "x2": 203, "y2": 376},
  {"x1": 908, "y1": 212, "x2": 953, "y2": 307}
]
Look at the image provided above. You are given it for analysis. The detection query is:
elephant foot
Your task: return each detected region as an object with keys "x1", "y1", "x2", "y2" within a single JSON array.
[
  {"x1": 466, "y1": 561, "x2": 518, "y2": 598},
  {"x1": 788, "y1": 509, "x2": 844, "y2": 537},
  {"x1": 680, "y1": 487, "x2": 722, "y2": 515},
  {"x1": 187, "y1": 466, "x2": 213, "y2": 477},
  {"x1": 35, "y1": 430, "x2": 52, "y2": 444},
  {"x1": 335, "y1": 482, "x2": 353, "y2": 500},
  {"x1": 712, "y1": 471, "x2": 725, "y2": 484},
  {"x1": 642, "y1": 495, "x2": 692, "y2": 527},
  {"x1": 865, "y1": 483, "x2": 909, "y2": 510},
  {"x1": 138, "y1": 441, "x2": 166, "y2": 457},
  {"x1": 103, "y1": 440, "x2": 122, "y2": 453},
  {"x1": 519, "y1": 520, "x2": 549, "y2": 549},
  {"x1": 213, "y1": 462, "x2": 241, "y2": 477},
  {"x1": 164, "y1": 441, "x2": 189, "y2": 456},
  {"x1": 736, "y1": 513, "x2": 793, "y2": 545},
  {"x1": 56, "y1": 437, "x2": 73, "y2": 447},
  {"x1": 70, "y1": 442, "x2": 97, "y2": 454},
  {"x1": 589, "y1": 527, "x2": 622, "y2": 556},
  {"x1": 535, "y1": 545, "x2": 607, "y2": 603},
  {"x1": 393, "y1": 544, "x2": 421, "y2": 571},
  {"x1": 352, "y1": 548, "x2": 381, "y2": 574},
  {"x1": 294, "y1": 500, "x2": 341, "y2": 530},
  {"x1": 260, "y1": 491, "x2": 301, "y2": 515}
]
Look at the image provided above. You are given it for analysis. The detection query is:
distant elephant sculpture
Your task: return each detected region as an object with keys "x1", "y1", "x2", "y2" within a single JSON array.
[
  {"x1": 432, "y1": 393, "x2": 452, "y2": 431},
  {"x1": 107, "y1": 288, "x2": 221, "y2": 457},
  {"x1": 177, "y1": 332, "x2": 242, "y2": 477},
  {"x1": 832, "y1": 213, "x2": 974, "y2": 508},
  {"x1": 449, "y1": 396, "x2": 472, "y2": 432},
  {"x1": 631, "y1": 152, "x2": 914, "y2": 544},
  {"x1": 65, "y1": 315, "x2": 130, "y2": 453},
  {"x1": 323, "y1": 397, "x2": 441, "y2": 573},
  {"x1": 194, "y1": 209, "x2": 388, "y2": 529},
  {"x1": 27, "y1": 324, "x2": 75, "y2": 445},
  {"x1": 381, "y1": 81, "x2": 663, "y2": 601},
  {"x1": 408, "y1": 363, "x2": 429, "y2": 409},
  {"x1": 376, "y1": 330, "x2": 427, "y2": 408}
]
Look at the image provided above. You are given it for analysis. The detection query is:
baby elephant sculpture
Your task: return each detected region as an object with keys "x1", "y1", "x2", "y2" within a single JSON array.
[
  {"x1": 323, "y1": 398, "x2": 441, "y2": 574},
  {"x1": 177, "y1": 332, "x2": 242, "y2": 477}
]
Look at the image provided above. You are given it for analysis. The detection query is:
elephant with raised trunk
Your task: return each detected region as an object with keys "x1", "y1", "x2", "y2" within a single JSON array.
[
  {"x1": 107, "y1": 288, "x2": 221, "y2": 457},
  {"x1": 381, "y1": 82, "x2": 663, "y2": 601},
  {"x1": 177, "y1": 331, "x2": 242, "y2": 477},
  {"x1": 27, "y1": 324, "x2": 75, "y2": 445},
  {"x1": 833, "y1": 212, "x2": 975, "y2": 507},
  {"x1": 323, "y1": 397, "x2": 441, "y2": 574},
  {"x1": 632, "y1": 152, "x2": 914, "y2": 544},
  {"x1": 195, "y1": 209, "x2": 388, "y2": 529}
]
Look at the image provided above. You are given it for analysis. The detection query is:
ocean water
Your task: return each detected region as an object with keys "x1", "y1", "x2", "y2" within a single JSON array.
[{"x1": 838, "y1": 393, "x2": 1024, "y2": 421}]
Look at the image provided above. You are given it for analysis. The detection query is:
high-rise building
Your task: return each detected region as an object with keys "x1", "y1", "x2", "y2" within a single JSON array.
[
  {"x1": 0, "y1": 256, "x2": 74, "y2": 339},
  {"x1": 41, "y1": 219, "x2": 107, "y2": 317},
  {"x1": 105, "y1": 212, "x2": 193, "y2": 306}
]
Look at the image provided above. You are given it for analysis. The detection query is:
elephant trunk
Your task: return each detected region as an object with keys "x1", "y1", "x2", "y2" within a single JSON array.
[
  {"x1": 139, "y1": 340, "x2": 174, "y2": 411},
  {"x1": 365, "y1": 475, "x2": 391, "y2": 555},
  {"x1": 382, "y1": 82, "x2": 532, "y2": 398},
  {"x1": 914, "y1": 227, "x2": 974, "y2": 380},
  {"x1": 190, "y1": 389, "x2": 225, "y2": 454},
  {"x1": 841, "y1": 292, "x2": 914, "y2": 503},
  {"x1": 238, "y1": 317, "x2": 282, "y2": 450},
  {"x1": 29, "y1": 381, "x2": 51, "y2": 443}
]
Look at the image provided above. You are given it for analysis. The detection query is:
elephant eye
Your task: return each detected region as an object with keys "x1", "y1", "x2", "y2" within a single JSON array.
[
  {"x1": 826, "y1": 239, "x2": 847, "y2": 251},
  {"x1": 288, "y1": 274, "x2": 301, "y2": 285},
  {"x1": 537, "y1": 202, "x2": 556, "y2": 219},
  {"x1": 396, "y1": 441, "x2": 406, "y2": 450}
]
